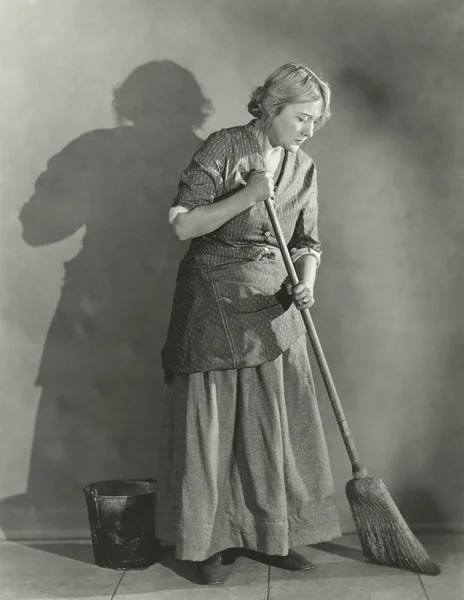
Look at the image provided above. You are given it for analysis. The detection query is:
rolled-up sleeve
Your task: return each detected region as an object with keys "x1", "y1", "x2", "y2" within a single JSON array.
[
  {"x1": 288, "y1": 161, "x2": 322, "y2": 267},
  {"x1": 170, "y1": 131, "x2": 226, "y2": 218}
]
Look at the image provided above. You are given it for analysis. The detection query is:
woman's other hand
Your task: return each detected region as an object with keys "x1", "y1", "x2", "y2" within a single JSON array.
[
  {"x1": 285, "y1": 278, "x2": 315, "y2": 310},
  {"x1": 245, "y1": 171, "x2": 275, "y2": 204}
]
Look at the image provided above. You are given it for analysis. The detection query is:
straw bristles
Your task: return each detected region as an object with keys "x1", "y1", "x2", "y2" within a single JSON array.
[{"x1": 346, "y1": 476, "x2": 440, "y2": 576}]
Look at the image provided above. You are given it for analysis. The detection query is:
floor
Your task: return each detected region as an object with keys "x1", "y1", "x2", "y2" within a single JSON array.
[{"x1": 0, "y1": 534, "x2": 462, "y2": 600}]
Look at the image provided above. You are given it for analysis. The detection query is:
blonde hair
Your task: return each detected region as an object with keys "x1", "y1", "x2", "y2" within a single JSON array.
[{"x1": 248, "y1": 62, "x2": 331, "y2": 132}]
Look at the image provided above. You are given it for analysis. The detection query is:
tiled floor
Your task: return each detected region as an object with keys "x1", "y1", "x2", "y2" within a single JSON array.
[{"x1": 0, "y1": 535, "x2": 462, "y2": 600}]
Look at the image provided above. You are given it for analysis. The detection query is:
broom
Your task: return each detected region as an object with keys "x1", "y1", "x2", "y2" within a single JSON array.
[{"x1": 264, "y1": 197, "x2": 440, "y2": 576}]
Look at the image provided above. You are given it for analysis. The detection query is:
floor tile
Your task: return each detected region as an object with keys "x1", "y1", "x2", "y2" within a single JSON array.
[
  {"x1": 0, "y1": 534, "x2": 459, "y2": 600},
  {"x1": 417, "y1": 534, "x2": 464, "y2": 600},
  {"x1": 269, "y1": 538, "x2": 428, "y2": 600},
  {"x1": 0, "y1": 541, "x2": 121, "y2": 600},
  {"x1": 114, "y1": 550, "x2": 268, "y2": 599},
  {"x1": 269, "y1": 574, "x2": 426, "y2": 600}
]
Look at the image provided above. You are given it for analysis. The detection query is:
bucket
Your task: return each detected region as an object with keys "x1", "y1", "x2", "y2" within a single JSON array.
[{"x1": 83, "y1": 479, "x2": 160, "y2": 569}]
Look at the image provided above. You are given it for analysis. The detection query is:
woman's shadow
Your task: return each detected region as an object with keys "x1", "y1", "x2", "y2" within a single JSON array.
[{"x1": 0, "y1": 60, "x2": 211, "y2": 540}]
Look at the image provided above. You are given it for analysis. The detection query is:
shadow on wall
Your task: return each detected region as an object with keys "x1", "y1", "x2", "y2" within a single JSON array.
[{"x1": 0, "y1": 60, "x2": 210, "y2": 539}]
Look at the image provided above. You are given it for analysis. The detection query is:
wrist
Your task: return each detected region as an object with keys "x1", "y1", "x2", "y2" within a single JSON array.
[
  {"x1": 238, "y1": 186, "x2": 255, "y2": 208},
  {"x1": 294, "y1": 255, "x2": 317, "y2": 284},
  {"x1": 301, "y1": 279, "x2": 314, "y2": 290},
  {"x1": 298, "y1": 273, "x2": 315, "y2": 291}
]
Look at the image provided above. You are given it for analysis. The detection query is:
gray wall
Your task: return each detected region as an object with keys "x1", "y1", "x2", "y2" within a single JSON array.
[{"x1": 0, "y1": 0, "x2": 463, "y2": 539}]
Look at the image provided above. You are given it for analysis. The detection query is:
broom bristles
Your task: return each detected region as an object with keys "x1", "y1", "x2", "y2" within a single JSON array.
[{"x1": 346, "y1": 476, "x2": 441, "y2": 576}]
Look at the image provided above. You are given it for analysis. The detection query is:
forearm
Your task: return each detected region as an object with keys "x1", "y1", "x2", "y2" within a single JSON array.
[
  {"x1": 293, "y1": 254, "x2": 318, "y2": 290},
  {"x1": 173, "y1": 188, "x2": 254, "y2": 240}
]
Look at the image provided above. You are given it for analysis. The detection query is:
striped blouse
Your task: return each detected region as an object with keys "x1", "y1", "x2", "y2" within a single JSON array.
[{"x1": 162, "y1": 120, "x2": 322, "y2": 375}]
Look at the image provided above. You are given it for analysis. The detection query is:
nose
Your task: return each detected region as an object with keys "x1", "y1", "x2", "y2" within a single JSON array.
[{"x1": 302, "y1": 122, "x2": 315, "y2": 138}]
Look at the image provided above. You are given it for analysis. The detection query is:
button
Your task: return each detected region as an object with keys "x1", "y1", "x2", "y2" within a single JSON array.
[
  {"x1": 263, "y1": 247, "x2": 270, "y2": 252},
  {"x1": 264, "y1": 231, "x2": 271, "y2": 238}
]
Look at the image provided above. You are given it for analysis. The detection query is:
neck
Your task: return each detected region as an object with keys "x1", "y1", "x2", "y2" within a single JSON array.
[{"x1": 254, "y1": 121, "x2": 282, "y2": 154}]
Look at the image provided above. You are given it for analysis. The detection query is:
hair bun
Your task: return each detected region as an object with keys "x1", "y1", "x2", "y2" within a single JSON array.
[
  {"x1": 247, "y1": 85, "x2": 265, "y2": 118},
  {"x1": 247, "y1": 100, "x2": 262, "y2": 118}
]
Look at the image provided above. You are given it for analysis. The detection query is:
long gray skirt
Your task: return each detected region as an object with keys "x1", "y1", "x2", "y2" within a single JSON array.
[{"x1": 155, "y1": 334, "x2": 341, "y2": 561}]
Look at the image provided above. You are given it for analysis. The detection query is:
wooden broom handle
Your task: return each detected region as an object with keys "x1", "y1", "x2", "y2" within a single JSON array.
[{"x1": 264, "y1": 198, "x2": 367, "y2": 479}]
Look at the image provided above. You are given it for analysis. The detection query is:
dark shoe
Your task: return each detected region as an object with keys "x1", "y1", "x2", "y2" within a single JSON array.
[
  {"x1": 196, "y1": 552, "x2": 230, "y2": 585},
  {"x1": 221, "y1": 548, "x2": 239, "y2": 565},
  {"x1": 255, "y1": 549, "x2": 316, "y2": 571}
]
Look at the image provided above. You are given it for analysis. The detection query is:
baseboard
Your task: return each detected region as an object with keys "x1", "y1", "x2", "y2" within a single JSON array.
[
  {"x1": 0, "y1": 529, "x2": 91, "y2": 542},
  {"x1": 409, "y1": 522, "x2": 464, "y2": 534},
  {"x1": 340, "y1": 522, "x2": 464, "y2": 535},
  {"x1": 1, "y1": 523, "x2": 463, "y2": 543}
]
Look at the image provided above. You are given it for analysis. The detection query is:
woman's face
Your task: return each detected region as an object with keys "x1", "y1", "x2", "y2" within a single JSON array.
[{"x1": 267, "y1": 99, "x2": 323, "y2": 152}]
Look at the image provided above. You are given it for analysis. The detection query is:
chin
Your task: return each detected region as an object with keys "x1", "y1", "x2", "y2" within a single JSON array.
[{"x1": 285, "y1": 142, "x2": 301, "y2": 153}]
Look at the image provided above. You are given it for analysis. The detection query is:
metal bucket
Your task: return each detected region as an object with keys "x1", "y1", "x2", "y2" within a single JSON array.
[{"x1": 83, "y1": 479, "x2": 160, "y2": 569}]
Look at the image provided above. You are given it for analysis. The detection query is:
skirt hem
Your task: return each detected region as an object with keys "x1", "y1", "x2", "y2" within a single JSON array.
[{"x1": 156, "y1": 504, "x2": 342, "y2": 561}]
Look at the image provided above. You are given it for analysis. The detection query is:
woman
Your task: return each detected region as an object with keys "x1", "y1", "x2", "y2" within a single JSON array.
[{"x1": 156, "y1": 62, "x2": 341, "y2": 585}]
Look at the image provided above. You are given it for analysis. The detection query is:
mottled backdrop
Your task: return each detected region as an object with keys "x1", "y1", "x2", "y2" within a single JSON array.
[{"x1": 0, "y1": 0, "x2": 463, "y2": 539}]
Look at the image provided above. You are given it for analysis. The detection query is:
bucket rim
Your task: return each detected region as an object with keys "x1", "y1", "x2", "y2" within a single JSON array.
[{"x1": 83, "y1": 478, "x2": 157, "y2": 498}]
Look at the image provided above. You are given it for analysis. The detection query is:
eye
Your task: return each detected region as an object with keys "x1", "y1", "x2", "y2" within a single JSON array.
[{"x1": 297, "y1": 117, "x2": 308, "y2": 123}]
